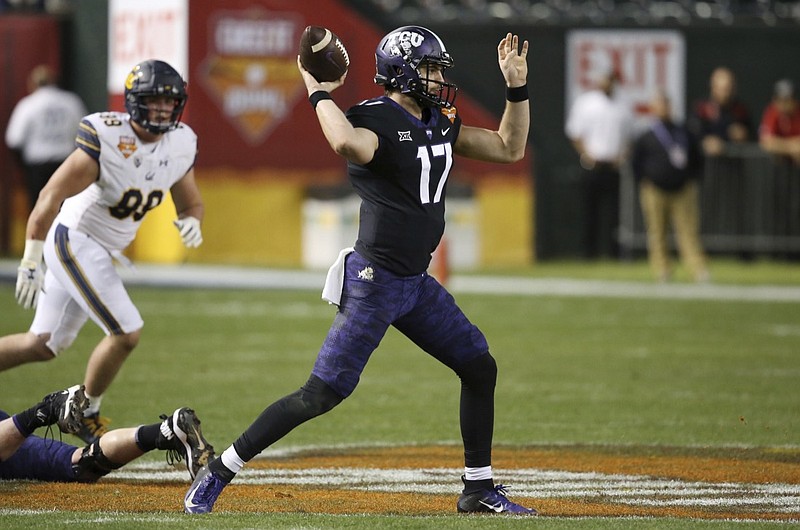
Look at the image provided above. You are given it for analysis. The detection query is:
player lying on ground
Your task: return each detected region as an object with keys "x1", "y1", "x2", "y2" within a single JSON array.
[{"x1": 0, "y1": 385, "x2": 214, "y2": 482}]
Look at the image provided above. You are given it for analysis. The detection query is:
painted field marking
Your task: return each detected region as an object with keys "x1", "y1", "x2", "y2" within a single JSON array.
[{"x1": 114, "y1": 464, "x2": 800, "y2": 515}]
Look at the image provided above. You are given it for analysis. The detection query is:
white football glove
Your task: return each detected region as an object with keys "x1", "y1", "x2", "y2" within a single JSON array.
[
  {"x1": 173, "y1": 216, "x2": 203, "y2": 248},
  {"x1": 15, "y1": 239, "x2": 45, "y2": 310}
]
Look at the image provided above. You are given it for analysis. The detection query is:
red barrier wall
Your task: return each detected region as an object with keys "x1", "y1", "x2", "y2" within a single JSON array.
[
  {"x1": 184, "y1": 0, "x2": 530, "y2": 180},
  {"x1": 0, "y1": 15, "x2": 62, "y2": 253}
]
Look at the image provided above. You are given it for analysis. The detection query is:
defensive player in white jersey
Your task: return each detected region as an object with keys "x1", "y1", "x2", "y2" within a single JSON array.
[{"x1": 0, "y1": 60, "x2": 204, "y2": 445}]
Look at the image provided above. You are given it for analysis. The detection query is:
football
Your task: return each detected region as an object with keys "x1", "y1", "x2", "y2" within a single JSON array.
[{"x1": 299, "y1": 25, "x2": 350, "y2": 82}]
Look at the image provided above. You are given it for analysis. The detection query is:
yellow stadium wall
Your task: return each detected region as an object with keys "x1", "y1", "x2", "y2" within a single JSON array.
[
  {"x1": 9, "y1": 171, "x2": 534, "y2": 269},
  {"x1": 8, "y1": 188, "x2": 27, "y2": 257},
  {"x1": 476, "y1": 176, "x2": 534, "y2": 267},
  {"x1": 128, "y1": 169, "x2": 309, "y2": 267}
]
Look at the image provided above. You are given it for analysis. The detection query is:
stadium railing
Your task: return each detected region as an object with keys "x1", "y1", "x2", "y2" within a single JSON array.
[{"x1": 618, "y1": 143, "x2": 800, "y2": 256}]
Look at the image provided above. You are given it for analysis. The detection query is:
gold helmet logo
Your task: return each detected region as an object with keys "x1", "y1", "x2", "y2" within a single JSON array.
[{"x1": 125, "y1": 66, "x2": 142, "y2": 90}]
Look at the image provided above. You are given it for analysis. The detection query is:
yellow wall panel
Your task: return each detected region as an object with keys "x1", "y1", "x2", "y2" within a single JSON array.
[
  {"x1": 477, "y1": 177, "x2": 534, "y2": 267},
  {"x1": 129, "y1": 172, "x2": 306, "y2": 267},
  {"x1": 9, "y1": 187, "x2": 27, "y2": 256},
  {"x1": 187, "y1": 173, "x2": 304, "y2": 267},
  {"x1": 9, "y1": 170, "x2": 535, "y2": 269}
]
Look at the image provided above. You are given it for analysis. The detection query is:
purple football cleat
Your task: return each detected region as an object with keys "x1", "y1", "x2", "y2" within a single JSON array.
[
  {"x1": 184, "y1": 465, "x2": 228, "y2": 514},
  {"x1": 457, "y1": 476, "x2": 538, "y2": 515}
]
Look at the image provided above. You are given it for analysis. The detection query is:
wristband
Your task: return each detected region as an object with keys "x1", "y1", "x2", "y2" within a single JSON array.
[
  {"x1": 21, "y1": 239, "x2": 44, "y2": 266},
  {"x1": 309, "y1": 90, "x2": 332, "y2": 109},
  {"x1": 506, "y1": 84, "x2": 528, "y2": 102}
]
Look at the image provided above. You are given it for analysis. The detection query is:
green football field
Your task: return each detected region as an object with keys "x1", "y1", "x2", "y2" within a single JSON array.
[{"x1": 0, "y1": 258, "x2": 798, "y2": 529}]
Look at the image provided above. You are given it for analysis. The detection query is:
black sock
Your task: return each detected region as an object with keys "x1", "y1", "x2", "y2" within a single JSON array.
[
  {"x1": 12, "y1": 401, "x2": 50, "y2": 437},
  {"x1": 463, "y1": 477, "x2": 495, "y2": 494},
  {"x1": 209, "y1": 458, "x2": 235, "y2": 483},
  {"x1": 135, "y1": 423, "x2": 162, "y2": 452}
]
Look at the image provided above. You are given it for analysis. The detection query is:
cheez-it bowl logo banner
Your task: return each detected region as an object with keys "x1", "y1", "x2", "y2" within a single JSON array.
[{"x1": 200, "y1": 10, "x2": 305, "y2": 144}]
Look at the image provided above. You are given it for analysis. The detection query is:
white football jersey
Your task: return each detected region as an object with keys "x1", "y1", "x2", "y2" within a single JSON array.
[{"x1": 54, "y1": 112, "x2": 197, "y2": 252}]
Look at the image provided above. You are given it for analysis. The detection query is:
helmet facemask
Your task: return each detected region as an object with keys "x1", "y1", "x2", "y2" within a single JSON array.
[
  {"x1": 124, "y1": 60, "x2": 188, "y2": 135},
  {"x1": 128, "y1": 95, "x2": 187, "y2": 135},
  {"x1": 408, "y1": 58, "x2": 457, "y2": 109}
]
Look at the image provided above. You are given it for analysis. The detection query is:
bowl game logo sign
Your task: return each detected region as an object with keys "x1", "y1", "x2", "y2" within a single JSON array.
[
  {"x1": 198, "y1": 10, "x2": 306, "y2": 144},
  {"x1": 565, "y1": 29, "x2": 685, "y2": 129}
]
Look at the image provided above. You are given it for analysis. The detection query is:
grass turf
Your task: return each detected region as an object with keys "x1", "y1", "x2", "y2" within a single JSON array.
[{"x1": 0, "y1": 258, "x2": 798, "y2": 528}]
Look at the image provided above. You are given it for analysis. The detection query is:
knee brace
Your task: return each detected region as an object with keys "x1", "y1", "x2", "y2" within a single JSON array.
[
  {"x1": 73, "y1": 441, "x2": 123, "y2": 483},
  {"x1": 455, "y1": 352, "x2": 497, "y2": 392}
]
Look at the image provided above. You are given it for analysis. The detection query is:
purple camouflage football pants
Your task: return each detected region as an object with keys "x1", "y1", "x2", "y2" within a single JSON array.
[
  {"x1": 311, "y1": 251, "x2": 489, "y2": 398},
  {"x1": 0, "y1": 410, "x2": 78, "y2": 482}
]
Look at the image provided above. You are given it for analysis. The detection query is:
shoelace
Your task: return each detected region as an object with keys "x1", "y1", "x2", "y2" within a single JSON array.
[
  {"x1": 40, "y1": 423, "x2": 64, "y2": 449},
  {"x1": 37, "y1": 395, "x2": 65, "y2": 447},
  {"x1": 493, "y1": 484, "x2": 510, "y2": 498},
  {"x1": 159, "y1": 413, "x2": 185, "y2": 469},
  {"x1": 165, "y1": 447, "x2": 185, "y2": 468},
  {"x1": 488, "y1": 483, "x2": 535, "y2": 513}
]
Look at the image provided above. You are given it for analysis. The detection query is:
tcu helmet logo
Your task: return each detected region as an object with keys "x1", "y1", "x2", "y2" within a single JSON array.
[{"x1": 387, "y1": 30, "x2": 425, "y2": 57}]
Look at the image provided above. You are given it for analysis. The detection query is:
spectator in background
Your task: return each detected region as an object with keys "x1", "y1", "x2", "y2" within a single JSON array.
[
  {"x1": 631, "y1": 91, "x2": 709, "y2": 283},
  {"x1": 566, "y1": 67, "x2": 633, "y2": 259},
  {"x1": 688, "y1": 67, "x2": 755, "y2": 263},
  {"x1": 688, "y1": 66, "x2": 753, "y2": 157},
  {"x1": 759, "y1": 79, "x2": 800, "y2": 259},
  {"x1": 759, "y1": 79, "x2": 800, "y2": 165},
  {"x1": 5, "y1": 65, "x2": 87, "y2": 212}
]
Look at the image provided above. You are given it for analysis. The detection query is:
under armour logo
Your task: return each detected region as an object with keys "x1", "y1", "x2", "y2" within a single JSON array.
[{"x1": 398, "y1": 131, "x2": 412, "y2": 142}]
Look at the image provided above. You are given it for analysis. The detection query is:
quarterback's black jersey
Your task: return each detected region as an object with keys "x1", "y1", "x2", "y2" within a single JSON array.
[{"x1": 345, "y1": 96, "x2": 462, "y2": 276}]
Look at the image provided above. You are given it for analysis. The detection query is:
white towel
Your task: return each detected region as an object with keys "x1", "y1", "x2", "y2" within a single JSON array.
[{"x1": 321, "y1": 247, "x2": 354, "y2": 306}]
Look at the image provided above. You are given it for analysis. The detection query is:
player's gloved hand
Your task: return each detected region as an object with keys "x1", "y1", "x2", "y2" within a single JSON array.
[
  {"x1": 15, "y1": 239, "x2": 45, "y2": 310},
  {"x1": 173, "y1": 216, "x2": 203, "y2": 248}
]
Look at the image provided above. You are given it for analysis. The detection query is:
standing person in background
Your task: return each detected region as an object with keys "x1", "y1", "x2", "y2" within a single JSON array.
[
  {"x1": 759, "y1": 79, "x2": 800, "y2": 165},
  {"x1": 758, "y1": 79, "x2": 800, "y2": 259},
  {"x1": 0, "y1": 59, "x2": 204, "y2": 445},
  {"x1": 688, "y1": 67, "x2": 753, "y2": 157},
  {"x1": 5, "y1": 64, "x2": 87, "y2": 212},
  {"x1": 566, "y1": 67, "x2": 633, "y2": 259},
  {"x1": 687, "y1": 67, "x2": 754, "y2": 262},
  {"x1": 631, "y1": 91, "x2": 709, "y2": 283},
  {"x1": 184, "y1": 26, "x2": 536, "y2": 516}
]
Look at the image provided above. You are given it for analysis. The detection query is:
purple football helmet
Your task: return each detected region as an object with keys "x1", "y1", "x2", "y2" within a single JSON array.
[
  {"x1": 124, "y1": 59, "x2": 187, "y2": 134},
  {"x1": 374, "y1": 26, "x2": 457, "y2": 108}
]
